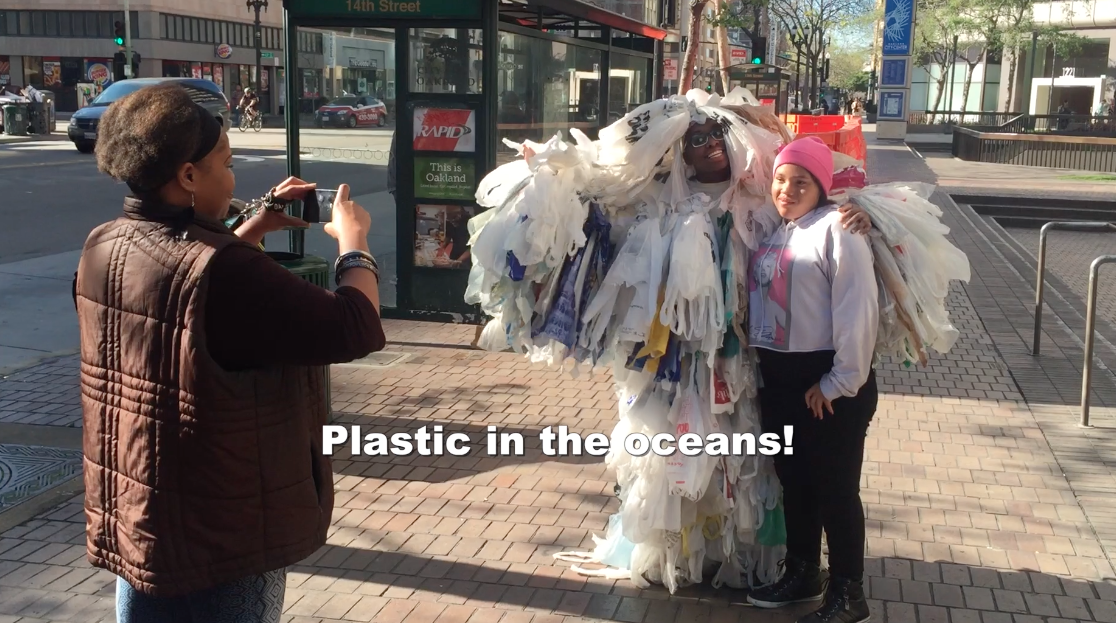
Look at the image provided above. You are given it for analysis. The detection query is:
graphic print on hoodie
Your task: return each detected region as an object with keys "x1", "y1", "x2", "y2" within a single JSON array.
[{"x1": 749, "y1": 240, "x2": 794, "y2": 347}]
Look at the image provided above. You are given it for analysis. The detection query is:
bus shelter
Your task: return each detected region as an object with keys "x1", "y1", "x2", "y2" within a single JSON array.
[
  {"x1": 728, "y1": 64, "x2": 790, "y2": 113},
  {"x1": 280, "y1": 0, "x2": 665, "y2": 323}
]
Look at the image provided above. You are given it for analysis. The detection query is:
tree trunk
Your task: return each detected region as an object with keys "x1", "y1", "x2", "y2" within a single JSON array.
[
  {"x1": 678, "y1": 0, "x2": 709, "y2": 94},
  {"x1": 715, "y1": 25, "x2": 732, "y2": 96},
  {"x1": 1004, "y1": 50, "x2": 1018, "y2": 113},
  {"x1": 929, "y1": 61, "x2": 949, "y2": 123},
  {"x1": 959, "y1": 62, "x2": 977, "y2": 116}
]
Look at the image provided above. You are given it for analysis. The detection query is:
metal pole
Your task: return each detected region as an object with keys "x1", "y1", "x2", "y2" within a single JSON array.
[
  {"x1": 1026, "y1": 31, "x2": 1038, "y2": 115},
  {"x1": 948, "y1": 34, "x2": 958, "y2": 121},
  {"x1": 1080, "y1": 256, "x2": 1116, "y2": 427},
  {"x1": 1033, "y1": 223, "x2": 1051, "y2": 355},
  {"x1": 254, "y1": 4, "x2": 263, "y2": 94},
  {"x1": 124, "y1": 0, "x2": 132, "y2": 78},
  {"x1": 1047, "y1": 44, "x2": 1057, "y2": 124}
]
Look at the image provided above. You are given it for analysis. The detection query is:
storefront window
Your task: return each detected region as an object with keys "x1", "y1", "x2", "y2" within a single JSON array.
[
  {"x1": 410, "y1": 28, "x2": 483, "y2": 94},
  {"x1": 23, "y1": 56, "x2": 42, "y2": 88},
  {"x1": 608, "y1": 52, "x2": 650, "y2": 123},
  {"x1": 496, "y1": 32, "x2": 602, "y2": 158}
]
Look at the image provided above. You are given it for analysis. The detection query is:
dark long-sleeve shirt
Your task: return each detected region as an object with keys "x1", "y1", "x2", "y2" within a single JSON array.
[
  {"x1": 204, "y1": 244, "x2": 385, "y2": 370},
  {"x1": 74, "y1": 236, "x2": 385, "y2": 371}
]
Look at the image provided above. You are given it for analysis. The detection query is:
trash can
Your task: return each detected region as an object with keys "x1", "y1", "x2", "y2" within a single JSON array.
[
  {"x1": 29, "y1": 102, "x2": 49, "y2": 135},
  {"x1": 2, "y1": 103, "x2": 28, "y2": 135},
  {"x1": 267, "y1": 251, "x2": 333, "y2": 421}
]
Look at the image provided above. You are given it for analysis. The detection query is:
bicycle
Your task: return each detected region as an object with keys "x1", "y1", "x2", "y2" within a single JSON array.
[{"x1": 238, "y1": 110, "x2": 263, "y2": 133}]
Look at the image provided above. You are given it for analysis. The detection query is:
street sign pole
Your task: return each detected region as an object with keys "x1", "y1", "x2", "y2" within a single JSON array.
[{"x1": 124, "y1": 0, "x2": 133, "y2": 78}]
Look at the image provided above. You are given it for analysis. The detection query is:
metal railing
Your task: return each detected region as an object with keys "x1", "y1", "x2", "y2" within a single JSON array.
[
  {"x1": 1032, "y1": 221, "x2": 1116, "y2": 427},
  {"x1": 908, "y1": 110, "x2": 1023, "y2": 127},
  {"x1": 1081, "y1": 255, "x2": 1116, "y2": 427},
  {"x1": 952, "y1": 127, "x2": 1116, "y2": 172},
  {"x1": 1032, "y1": 222, "x2": 1116, "y2": 356}
]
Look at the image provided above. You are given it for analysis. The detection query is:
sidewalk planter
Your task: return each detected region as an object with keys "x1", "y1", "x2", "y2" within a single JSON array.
[{"x1": 267, "y1": 252, "x2": 333, "y2": 422}]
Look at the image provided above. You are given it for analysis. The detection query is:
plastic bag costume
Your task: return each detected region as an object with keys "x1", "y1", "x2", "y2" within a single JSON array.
[{"x1": 465, "y1": 88, "x2": 970, "y2": 593}]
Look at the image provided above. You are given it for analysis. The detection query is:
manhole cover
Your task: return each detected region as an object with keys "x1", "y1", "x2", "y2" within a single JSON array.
[
  {"x1": 347, "y1": 351, "x2": 409, "y2": 368},
  {"x1": 0, "y1": 444, "x2": 83, "y2": 512}
]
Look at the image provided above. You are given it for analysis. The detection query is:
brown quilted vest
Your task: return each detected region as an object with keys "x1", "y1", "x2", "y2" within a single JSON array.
[{"x1": 75, "y1": 199, "x2": 333, "y2": 597}]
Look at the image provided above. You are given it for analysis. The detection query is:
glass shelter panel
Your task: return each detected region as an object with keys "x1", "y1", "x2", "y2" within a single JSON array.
[
  {"x1": 495, "y1": 31, "x2": 602, "y2": 164},
  {"x1": 409, "y1": 28, "x2": 484, "y2": 94},
  {"x1": 281, "y1": 27, "x2": 399, "y2": 309}
]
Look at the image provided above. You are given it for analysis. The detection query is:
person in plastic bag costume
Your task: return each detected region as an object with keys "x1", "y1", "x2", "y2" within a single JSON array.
[{"x1": 465, "y1": 88, "x2": 870, "y2": 595}]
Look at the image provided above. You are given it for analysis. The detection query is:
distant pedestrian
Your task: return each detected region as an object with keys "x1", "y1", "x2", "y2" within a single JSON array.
[
  {"x1": 74, "y1": 83, "x2": 387, "y2": 623},
  {"x1": 232, "y1": 84, "x2": 244, "y2": 124}
]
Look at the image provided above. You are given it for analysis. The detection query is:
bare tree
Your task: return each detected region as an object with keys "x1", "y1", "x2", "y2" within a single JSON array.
[
  {"x1": 679, "y1": 0, "x2": 711, "y2": 92},
  {"x1": 708, "y1": 0, "x2": 769, "y2": 95},
  {"x1": 768, "y1": 0, "x2": 873, "y2": 108}
]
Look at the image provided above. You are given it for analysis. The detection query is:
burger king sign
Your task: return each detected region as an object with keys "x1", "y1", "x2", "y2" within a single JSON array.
[{"x1": 215, "y1": 43, "x2": 233, "y2": 60}]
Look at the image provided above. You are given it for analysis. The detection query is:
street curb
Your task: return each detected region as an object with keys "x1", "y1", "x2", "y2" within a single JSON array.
[{"x1": 0, "y1": 348, "x2": 79, "y2": 378}]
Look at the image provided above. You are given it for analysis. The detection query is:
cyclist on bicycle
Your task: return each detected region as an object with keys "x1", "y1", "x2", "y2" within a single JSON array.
[{"x1": 239, "y1": 88, "x2": 260, "y2": 122}]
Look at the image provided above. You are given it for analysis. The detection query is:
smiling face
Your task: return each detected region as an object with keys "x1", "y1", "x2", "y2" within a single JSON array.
[
  {"x1": 771, "y1": 163, "x2": 822, "y2": 221},
  {"x1": 683, "y1": 119, "x2": 730, "y2": 183}
]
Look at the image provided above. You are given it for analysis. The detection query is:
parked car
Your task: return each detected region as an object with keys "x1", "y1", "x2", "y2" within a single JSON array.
[
  {"x1": 315, "y1": 96, "x2": 387, "y2": 128},
  {"x1": 68, "y1": 78, "x2": 231, "y2": 153}
]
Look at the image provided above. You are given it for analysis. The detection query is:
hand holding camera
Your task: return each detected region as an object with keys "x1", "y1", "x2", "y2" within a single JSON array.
[{"x1": 321, "y1": 184, "x2": 372, "y2": 253}]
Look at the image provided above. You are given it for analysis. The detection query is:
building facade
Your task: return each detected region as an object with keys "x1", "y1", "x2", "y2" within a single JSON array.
[{"x1": 0, "y1": 0, "x2": 322, "y2": 112}]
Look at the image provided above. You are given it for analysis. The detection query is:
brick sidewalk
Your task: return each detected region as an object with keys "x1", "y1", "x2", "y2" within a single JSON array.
[
  {"x1": 3, "y1": 304, "x2": 1116, "y2": 622},
  {"x1": 2, "y1": 133, "x2": 1116, "y2": 622}
]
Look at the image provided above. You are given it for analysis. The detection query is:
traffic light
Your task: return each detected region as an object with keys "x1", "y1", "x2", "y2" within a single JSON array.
[
  {"x1": 131, "y1": 51, "x2": 141, "y2": 78},
  {"x1": 113, "y1": 51, "x2": 126, "y2": 81},
  {"x1": 823, "y1": 57, "x2": 831, "y2": 82},
  {"x1": 751, "y1": 37, "x2": 767, "y2": 65},
  {"x1": 113, "y1": 21, "x2": 125, "y2": 46}
]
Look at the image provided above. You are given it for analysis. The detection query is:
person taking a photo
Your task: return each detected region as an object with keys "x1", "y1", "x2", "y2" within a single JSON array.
[{"x1": 74, "y1": 83, "x2": 386, "y2": 623}]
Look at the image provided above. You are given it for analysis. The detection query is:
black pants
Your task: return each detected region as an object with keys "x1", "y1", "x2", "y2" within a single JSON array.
[{"x1": 758, "y1": 349, "x2": 877, "y2": 581}]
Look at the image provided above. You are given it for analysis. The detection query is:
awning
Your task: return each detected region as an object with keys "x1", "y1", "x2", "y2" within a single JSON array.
[{"x1": 499, "y1": 0, "x2": 667, "y2": 40}]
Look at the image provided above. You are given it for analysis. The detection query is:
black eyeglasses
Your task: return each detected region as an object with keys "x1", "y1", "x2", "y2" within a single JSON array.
[{"x1": 688, "y1": 126, "x2": 725, "y2": 148}]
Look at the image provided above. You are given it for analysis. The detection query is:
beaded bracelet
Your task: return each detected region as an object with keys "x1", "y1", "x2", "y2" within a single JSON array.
[{"x1": 335, "y1": 252, "x2": 380, "y2": 286}]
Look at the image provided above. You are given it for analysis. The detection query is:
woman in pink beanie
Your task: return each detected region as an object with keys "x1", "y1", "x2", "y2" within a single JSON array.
[{"x1": 745, "y1": 135, "x2": 879, "y2": 623}]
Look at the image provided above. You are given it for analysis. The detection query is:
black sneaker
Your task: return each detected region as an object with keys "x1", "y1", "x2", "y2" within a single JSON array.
[
  {"x1": 797, "y1": 576, "x2": 870, "y2": 623},
  {"x1": 746, "y1": 557, "x2": 825, "y2": 608}
]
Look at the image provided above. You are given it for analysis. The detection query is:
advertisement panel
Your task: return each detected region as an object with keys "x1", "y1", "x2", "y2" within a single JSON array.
[
  {"x1": 85, "y1": 60, "x2": 113, "y2": 88},
  {"x1": 414, "y1": 157, "x2": 475, "y2": 200},
  {"x1": 43, "y1": 60, "x2": 62, "y2": 87},
  {"x1": 413, "y1": 108, "x2": 476, "y2": 152},
  {"x1": 880, "y1": 58, "x2": 908, "y2": 88},
  {"x1": 415, "y1": 204, "x2": 478, "y2": 268},
  {"x1": 882, "y1": 0, "x2": 914, "y2": 56},
  {"x1": 879, "y1": 90, "x2": 907, "y2": 120}
]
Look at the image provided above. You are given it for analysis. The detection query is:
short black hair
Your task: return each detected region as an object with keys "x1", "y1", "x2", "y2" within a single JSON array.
[{"x1": 95, "y1": 83, "x2": 212, "y2": 197}]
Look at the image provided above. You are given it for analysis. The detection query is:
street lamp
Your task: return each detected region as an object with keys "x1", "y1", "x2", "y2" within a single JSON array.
[{"x1": 246, "y1": 0, "x2": 269, "y2": 95}]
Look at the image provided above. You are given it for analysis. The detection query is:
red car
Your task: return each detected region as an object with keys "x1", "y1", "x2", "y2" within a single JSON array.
[{"x1": 315, "y1": 95, "x2": 388, "y2": 128}]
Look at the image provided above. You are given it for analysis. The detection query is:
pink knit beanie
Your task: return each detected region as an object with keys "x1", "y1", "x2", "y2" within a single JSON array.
[{"x1": 773, "y1": 136, "x2": 834, "y2": 196}]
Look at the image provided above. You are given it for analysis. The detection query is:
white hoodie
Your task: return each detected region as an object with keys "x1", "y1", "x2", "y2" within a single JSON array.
[{"x1": 747, "y1": 204, "x2": 878, "y2": 401}]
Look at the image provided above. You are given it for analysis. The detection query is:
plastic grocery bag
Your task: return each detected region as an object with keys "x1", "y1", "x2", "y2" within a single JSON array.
[
  {"x1": 553, "y1": 513, "x2": 636, "y2": 579},
  {"x1": 756, "y1": 499, "x2": 787, "y2": 547},
  {"x1": 660, "y1": 209, "x2": 725, "y2": 357}
]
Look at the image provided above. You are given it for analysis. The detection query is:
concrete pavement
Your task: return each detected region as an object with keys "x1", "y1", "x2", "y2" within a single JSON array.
[{"x1": 2, "y1": 128, "x2": 1116, "y2": 622}]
